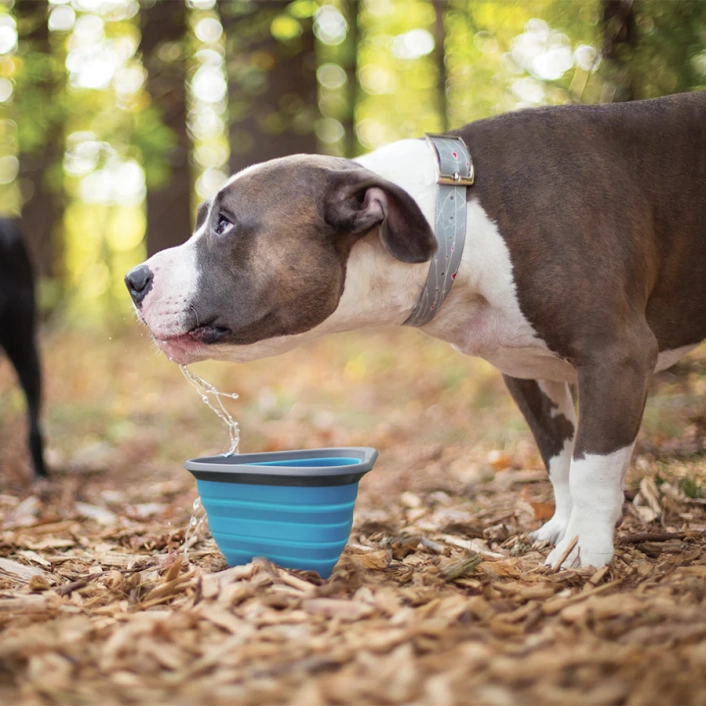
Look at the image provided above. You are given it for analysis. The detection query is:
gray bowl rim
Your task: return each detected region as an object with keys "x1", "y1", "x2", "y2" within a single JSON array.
[{"x1": 184, "y1": 446, "x2": 378, "y2": 487}]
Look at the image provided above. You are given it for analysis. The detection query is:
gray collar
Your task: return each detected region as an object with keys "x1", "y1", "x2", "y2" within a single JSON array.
[{"x1": 404, "y1": 134, "x2": 474, "y2": 328}]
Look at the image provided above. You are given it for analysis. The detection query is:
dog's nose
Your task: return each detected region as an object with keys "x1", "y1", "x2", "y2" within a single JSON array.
[{"x1": 125, "y1": 264, "x2": 154, "y2": 306}]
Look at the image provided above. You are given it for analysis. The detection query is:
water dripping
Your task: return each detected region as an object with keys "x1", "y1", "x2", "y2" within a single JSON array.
[
  {"x1": 179, "y1": 364, "x2": 240, "y2": 456},
  {"x1": 179, "y1": 365, "x2": 241, "y2": 557},
  {"x1": 182, "y1": 496, "x2": 208, "y2": 557}
]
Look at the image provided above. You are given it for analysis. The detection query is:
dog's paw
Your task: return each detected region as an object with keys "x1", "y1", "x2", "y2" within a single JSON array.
[
  {"x1": 530, "y1": 513, "x2": 570, "y2": 545},
  {"x1": 545, "y1": 528, "x2": 614, "y2": 569}
]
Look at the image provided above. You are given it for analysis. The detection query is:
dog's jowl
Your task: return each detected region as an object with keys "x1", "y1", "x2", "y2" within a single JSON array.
[
  {"x1": 0, "y1": 220, "x2": 47, "y2": 478},
  {"x1": 127, "y1": 91, "x2": 706, "y2": 569}
]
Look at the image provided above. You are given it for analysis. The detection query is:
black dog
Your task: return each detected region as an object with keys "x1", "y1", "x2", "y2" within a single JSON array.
[{"x1": 0, "y1": 220, "x2": 46, "y2": 478}]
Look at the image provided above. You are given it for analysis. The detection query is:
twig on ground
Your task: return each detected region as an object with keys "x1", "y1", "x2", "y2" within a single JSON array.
[
  {"x1": 420, "y1": 537, "x2": 446, "y2": 554},
  {"x1": 620, "y1": 531, "x2": 696, "y2": 544},
  {"x1": 441, "y1": 552, "x2": 482, "y2": 581},
  {"x1": 550, "y1": 536, "x2": 578, "y2": 573},
  {"x1": 57, "y1": 579, "x2": 88, "y2": 596}
]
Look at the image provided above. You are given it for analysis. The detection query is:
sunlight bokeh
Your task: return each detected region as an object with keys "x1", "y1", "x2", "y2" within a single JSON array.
[{"x1": 0, "y1": 0, "x2": 704, "y2": 323}]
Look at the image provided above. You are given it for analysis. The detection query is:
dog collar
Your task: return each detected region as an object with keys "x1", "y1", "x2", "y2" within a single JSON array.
[{"x1": 404, "y1": 133, "x2": 474, "y2": 327}]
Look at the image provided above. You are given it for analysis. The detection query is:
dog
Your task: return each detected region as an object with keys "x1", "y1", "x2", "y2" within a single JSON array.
[
  {"x1": 127, "y1": 91, "x2": 706, "y2": 569},
  {"x1": 0, "y1": 220, "x2": 47, "y2": 478}
]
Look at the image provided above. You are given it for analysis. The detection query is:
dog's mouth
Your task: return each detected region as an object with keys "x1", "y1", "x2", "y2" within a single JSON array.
[
  {"x1": 150, "y1": 324, "x2": 229, "y2": 364},
  {"x1": 187, "y1": 324, "x2": 231, "y2": 345},
  {"x1": 149, "y1": 326, "x2": 230, "y2": 365},
  {"x1": 150, "y1": 333, "x2": 208, "y2": 365}
]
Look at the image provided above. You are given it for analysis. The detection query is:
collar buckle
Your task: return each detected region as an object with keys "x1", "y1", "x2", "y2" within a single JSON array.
[{"x1": 425, "y1": 133, "x2": 475, "y2": 186}]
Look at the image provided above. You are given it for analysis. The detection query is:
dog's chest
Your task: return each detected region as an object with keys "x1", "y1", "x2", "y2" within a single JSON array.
[
  {"x1": 451, "y1": 307, "x2": 577, "y2": 382},
  {"x1": 435, "y1": 198, "x2": 697, "y2": 382},
  {"x1": 424, "y1": 198, "x2": 577, "y2": 382},
  {"x1": 481, "y1": 345, "x2": 577, "y2": 382}
]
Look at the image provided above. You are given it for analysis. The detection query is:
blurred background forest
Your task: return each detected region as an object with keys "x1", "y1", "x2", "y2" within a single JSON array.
[
  {"x1": 1, "y1": 9, "x2": 706, "y2": 701},
  {"x1": 1, "y1": 0, "x2": 706, "y2": 479},
  {"x1": 1, "y1": 0, "x2": 705, "y2": 325}
]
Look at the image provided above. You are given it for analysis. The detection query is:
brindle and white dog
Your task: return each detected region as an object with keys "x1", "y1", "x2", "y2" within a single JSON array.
[{"x1": 126, "y1": 91, "x2": 706, "y2": 569}]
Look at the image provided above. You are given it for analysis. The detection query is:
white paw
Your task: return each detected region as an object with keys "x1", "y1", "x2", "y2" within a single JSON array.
[
  {"x1": 530, "y1": 513, "x2": 570, "y2": 545},
  {"x1": 545, "y1": 527, "x2": 615, "y2": 569}
]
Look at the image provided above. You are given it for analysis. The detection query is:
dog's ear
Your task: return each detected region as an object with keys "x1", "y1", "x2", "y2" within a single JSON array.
[
  {"x1": 324, "y1": 170, "x2": 436, "y2": 263},
  {"x1": 195, "y1": 199, "x2": 211, "y2": 230}
]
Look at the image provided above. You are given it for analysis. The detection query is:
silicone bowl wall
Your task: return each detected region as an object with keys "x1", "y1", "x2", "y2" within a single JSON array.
[{"x1": 185, "y1": 448, "x2": 377, "y2": 578}]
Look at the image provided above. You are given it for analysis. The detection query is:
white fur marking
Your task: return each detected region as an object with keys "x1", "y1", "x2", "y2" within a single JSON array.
[
  {"x1": 137, "y1": 223, "x2": 205, "y2": 339},
  {"x1": 532, "y1": 439, "x2": 574, "y2": 544},
  {"x1": 531, "y1": 381, "x2": 576, "y2": 544},
  {"x1": 546, "y1": 443, "x2": 634, "y2": 568},
  {"x1": 421, "y1": 198, "x2": 574, "y2": 382}
]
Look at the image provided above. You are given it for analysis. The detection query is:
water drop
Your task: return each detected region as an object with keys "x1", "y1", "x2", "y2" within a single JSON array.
[
  {"x1": 180, "y1": 365, "x2": 240, "y2": 456},
  {"x1": 180, "y1": 366, "x2": 242, "y2": 557}
]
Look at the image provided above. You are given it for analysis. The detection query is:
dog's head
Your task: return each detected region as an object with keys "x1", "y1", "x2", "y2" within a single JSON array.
[{"x1": 125, "y1": 154, "x2": 436, "y2": 364}]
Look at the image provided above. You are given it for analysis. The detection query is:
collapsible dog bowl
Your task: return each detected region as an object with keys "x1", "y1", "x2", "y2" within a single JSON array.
[{"x1": 184, "y1": 447, "x2": 378, "y2": 578}]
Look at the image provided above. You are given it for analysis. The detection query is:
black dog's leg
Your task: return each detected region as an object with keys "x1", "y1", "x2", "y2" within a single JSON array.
[
  {"x1": 503, "y1": 377, "x2": 576, "y2": 543},
  {"x1": 3, "y1": 332, "x2": 47, "y2": 478}
]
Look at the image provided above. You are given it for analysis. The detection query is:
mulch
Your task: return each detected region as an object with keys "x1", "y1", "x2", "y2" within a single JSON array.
[
  {"x1": 0, "y1": 448, "x2": 704, "y2": 706},
  {"x1": 1, "y1": 328, "x2": 706, "y2": 704}
]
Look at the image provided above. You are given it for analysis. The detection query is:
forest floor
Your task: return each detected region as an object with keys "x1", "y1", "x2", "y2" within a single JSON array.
[{"x1": 0, "y1": 325, "x2": 705, "y2": 705}]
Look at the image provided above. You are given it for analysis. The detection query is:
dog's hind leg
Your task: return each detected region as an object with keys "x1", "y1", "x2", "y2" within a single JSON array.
[
  {"x1": 545, "y1": 323, "x2": 658, "y2": 568},
  {"x1": 2, "y1": 331, "x2": 47, "y2": 478},
  {"x1": 503, "y1": 377, "x2": 575, "y2": 544}
]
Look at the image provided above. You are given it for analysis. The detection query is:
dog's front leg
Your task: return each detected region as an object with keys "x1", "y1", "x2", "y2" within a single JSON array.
[
  {"x1": 546, "y1": 328, "x2": 658, "y2": 568},
  {"x1": 503, "y1": 377, "x2": 575, "y2": 544}
]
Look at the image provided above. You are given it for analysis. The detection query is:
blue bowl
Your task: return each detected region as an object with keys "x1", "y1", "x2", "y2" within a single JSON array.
[{"x1": 184, "y1": 447, "x2": 378, "y2": 578}]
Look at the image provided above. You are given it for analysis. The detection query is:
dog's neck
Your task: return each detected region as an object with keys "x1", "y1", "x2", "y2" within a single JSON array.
[
  {"x1": 351, "y1": 139, "x2": 540, "y2": 365},
  {"x1": 290, "y1": 138, "x2": 484, "y2": 345},
  {"x1": 347, "y1": 139, "x2": 481, "y2": 339},
  {"x1": 325, "y1": 139, "x2": 437, "y2": 328}
]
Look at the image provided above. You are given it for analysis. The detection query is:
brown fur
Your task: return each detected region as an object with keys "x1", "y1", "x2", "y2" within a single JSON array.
[
  {"x1": 503, "y1": 376, "x2": 575, "y2": 465},
  {"x1": 457, "y1": 91, "x2": 706, "y2": 456},
  {"x1": 188, "y1": 155, "x2": 435, "y2": 345},
  {"x1": 458, "y1": 92, "x2": 706, "y2": 359}
]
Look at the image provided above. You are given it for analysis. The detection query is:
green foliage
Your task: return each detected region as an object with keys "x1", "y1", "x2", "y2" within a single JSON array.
[
  {"x1": 11, "y1": 51, "x2": 66, "y2": 156},
  {"x1": 1, "y1": 0, "x2": 705, "y2": 319},
  {"x1": 602, "y1": 0, "x2": 706, "y2": 99},
  {"x1": 270, "y1": 14, "x2": 303, "y2": 42},
  {"x1": 356, "y1": 0, "x2": 443, "y2": 148},
  {"x1": 679, "y1": 472, "x2": 704, "y2": 499},
  {"x1": 224, "y1": 0, "x2": 317, "y2": 154}
]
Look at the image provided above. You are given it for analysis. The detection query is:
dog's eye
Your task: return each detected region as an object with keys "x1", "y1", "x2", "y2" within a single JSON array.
[{"x1": 215, "y1": 215, "x2": 234, "y2": 236}]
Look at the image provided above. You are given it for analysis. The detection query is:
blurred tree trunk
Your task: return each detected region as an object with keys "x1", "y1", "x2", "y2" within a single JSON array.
[
  {"x1": 223, "y1": 1, "x2": 318, "y2": 174},
  {"x1": 341, "y1": 0, "x2": 360, "y2": 158},
  {"x1": 432, "y1": 0, "x2": 448, "y2": 132},
  {"x1": 600, "y1": 0, "x2": 706, "y2": 103},
  {"x1": 601, "y1": 0, "x2": 638, "y2": 102},
  {"x1": 140, "y1": 0, "x2": 191, "y2": 256},
  {"x1": 15, "y1": 0, "x2": 62, "y2": 280}
]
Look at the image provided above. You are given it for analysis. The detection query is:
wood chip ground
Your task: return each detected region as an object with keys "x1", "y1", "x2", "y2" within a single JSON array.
[{"x1": 1, "y1": 328, "x2": 705, "y2": 704}]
